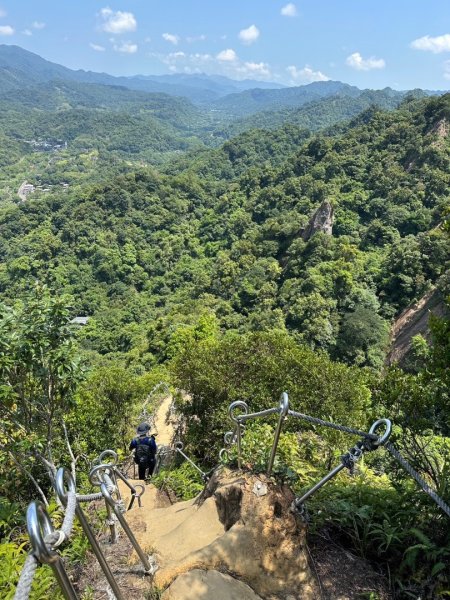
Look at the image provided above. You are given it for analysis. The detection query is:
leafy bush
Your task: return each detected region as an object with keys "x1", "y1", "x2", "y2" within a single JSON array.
[
  {"x1": 307, "y1": 466, "x2": 450, "y2": 599},
  {"x1": 152, "y1": 462, "x2": 204, "y2": 500},
  {"x1": 0, "y1": 540, "x2": 58, "y2": 600},
  {"x1": 223, "y1": 421, "x2": 320, "y2": 485},
  {"x1": 171, "y1": 329, "x2": 372, "y2": 465}
]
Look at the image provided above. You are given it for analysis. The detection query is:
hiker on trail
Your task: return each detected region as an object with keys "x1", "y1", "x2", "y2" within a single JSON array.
[{"x1": 130, "y1": 422, "x2": 157, "y2": 480}]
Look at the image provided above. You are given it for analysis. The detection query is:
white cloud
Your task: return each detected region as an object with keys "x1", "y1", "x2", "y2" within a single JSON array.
[
  {"x1": 167, "y1": 51, "x2": 186, "y2": 59},
  {"x1": 90, "y1": 42, "x2": 106, "y2": 52},
  {"x1": 162, "y1": 32, "x2": 180, "y2": 45},
  {"x1": 238, "y1": 24, "x2": 260, "y2": 45},
  {"x1": 32, "y1": 21, "x2": 46, "y2": 29},
  {"x1": 100, "y1": 8, "x2": 136, "y2": 34},
  {"x1": 186, "y1": 34, "x2": 206, "y2": 43},
  {"x1": 240, "y1": 61, "x2": 271, "y2": 77},
  {"x1": 22, "y1": 29, "x2": 32, "y2": 36},
  {"x1": 287, "y1": 64, "x2": 330, "y2": 83},
  {"x1": 0, "y1": 25, "x2": 14, "y2": 36},
  {"x1": 281, "y1": 3, "x2": 297, "y2": 17},
  {"x1": 192, "y1": 53, "x2": 211, "y2": 61},
  {"x1": 157, "y1": 50, "x2": 213, "y2": 74},
  {"x1": 0, "y1": 8, "x2": 6, "y2": 18},
  {"x1": 411, "y1": 33, "x2": 450, "y2": 54},
  {"x1": 346, "y1": 52, "x2": 385, "y2": 71},
  {"x1": 113, "y1": 41, "x2": 138, "y2": 54},
  {"x1": 216, "y1": 48, "x2": 237, "y2": 62},
  {"x1": 154, "y1": 47, "x2": 274, "y2": 81}
]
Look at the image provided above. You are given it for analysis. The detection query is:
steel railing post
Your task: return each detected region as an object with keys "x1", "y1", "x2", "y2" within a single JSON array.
[
  {"x1": 100, "y1": 484, "x2": 152, "y2": 573},
  {"x1": 267, "y1": 392, "x2": 289, "y2": 477}
]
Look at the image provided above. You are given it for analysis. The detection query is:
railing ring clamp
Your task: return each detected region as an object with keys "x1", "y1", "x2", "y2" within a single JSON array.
[
  {"x1": 27, "y1": 502, "x2": 60, "y2": 564},
  {"x1": 368, "y1": 418, "x2": 392, "y2": 447},
  {"x1": 55, "y1": 467, "x2": 76, "y2": 506},
  {"x1": 98, "y1": 450, "x2": 118, "y2": 466},
  {"x1": 229, "y1": 400, "x2": 249, "y2": 423},
  {"x1": 134, "y1": 484, "x2": 145, "y2": 498},
  {"x1": 89, "y1": 463, "x2": 114, "y2": 487},
  {"x1": 224, "y1": 431, "x2": 235, "y2": 445},
  {"x1": 219, "y1": 448, "x2": 229, "y2": 461}
]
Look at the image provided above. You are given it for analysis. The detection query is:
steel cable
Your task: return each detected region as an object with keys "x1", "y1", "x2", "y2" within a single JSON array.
[
  {"x1": 288, "y1": 409, "x2": 379, "y2": 440},
  {"x1": 385, "y1": 441, "x2": 450, "y2": 517},
  {"x1": 44, "y1": 490, "x2": 77, "y2": 548},
  {"x1": 76, "y1": 491, "x2": 104, "y2": 502}
]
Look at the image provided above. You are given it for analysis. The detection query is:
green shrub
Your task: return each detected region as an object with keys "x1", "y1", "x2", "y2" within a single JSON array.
[
  {"x1": 307, "y1": 466, "x2": 450, "y2": 598},
  {"x1": 152, "y1": 462, "x2": 204, "y2": 500}
]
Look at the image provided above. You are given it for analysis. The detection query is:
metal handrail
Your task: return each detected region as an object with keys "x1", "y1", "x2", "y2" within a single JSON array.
[
  {"x1": 26, "y1": 502, "x2": 78, "y2": 600},
  {"x1": 267, "y1": 392, "x2": 289, "y2": 476},
  {"x1": 294, "y1": 419, "x2": 392, "y2": 511},
  {"x1": 228, "y1": 393, "x2": 290, "y2": 474},
  {"x1": 112, "y1": 468, "x2": 145, "y2": 510},
  {"x1": 55, "y1": 468, "x2": 124, "y2": 600},
  {"x1": 89, "y1": 463, "x2": 120, "y2": 542},
  {"x1": 88, "y1": 461, "x2": 144, "y2": 542},
  {"x1": 175, "y1": 441, "x2": 210, "y2": 481},
  {"x1": 100, "y1": 483, "x2": 152, "y2": 573},
  {"x1": 225, "y1": 393, "x2": 396, "y2": 479}
]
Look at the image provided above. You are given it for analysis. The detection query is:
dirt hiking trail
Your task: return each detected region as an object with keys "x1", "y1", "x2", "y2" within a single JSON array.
[
  {"x1": 152, "y1": 394, "x2": 175, "y2": 446},
  {"x1": 78, "y1": 394, "x2": 389, "y2": 599}
]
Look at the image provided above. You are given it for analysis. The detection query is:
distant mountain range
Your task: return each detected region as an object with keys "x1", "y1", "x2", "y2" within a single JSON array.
[
  {"x1": 0, "y1": 43, "x2": 446, "y2": 166},
  {"x1": 0, "y1": 44, "x2": 442, "y2": 117},
  {"x1": 0, "y1": 44, "x2": 285, "y2": 104}
]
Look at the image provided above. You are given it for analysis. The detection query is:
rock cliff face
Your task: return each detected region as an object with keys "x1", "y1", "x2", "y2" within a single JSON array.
[
  {"x1": 302, "y1": 200, "x2": 334, "y2": 241},
  {"x1": 386, "y1": 286, "x2": 447, "y2": 367}
]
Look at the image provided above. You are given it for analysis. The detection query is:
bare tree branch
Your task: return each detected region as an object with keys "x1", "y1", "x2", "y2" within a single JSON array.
[
  {"x1": 62, "y1": 420, "x2": 78, "y2": 484},
  {"x1": 6, "y1": 450, "x2": 49, "y2": 507},
  {"x1": 34, "y1": 450, "x2": 57, "y2": 483}
]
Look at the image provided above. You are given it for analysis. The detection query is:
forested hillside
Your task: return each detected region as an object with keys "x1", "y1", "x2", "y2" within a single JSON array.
[
  {"x1": 0, "y1": 48, "x2": 449, "y2": 599},
  {"x1": 0, "y1": 94, "x2": 448, "y2": 369},
  {"x1": 218, "y1": 88, "x2": 425, "y2": 137}
]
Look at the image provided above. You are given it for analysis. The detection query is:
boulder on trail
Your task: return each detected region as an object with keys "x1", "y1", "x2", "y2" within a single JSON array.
[{"x1": 161, "y1": 569, "x2": 263, "y2": 600}]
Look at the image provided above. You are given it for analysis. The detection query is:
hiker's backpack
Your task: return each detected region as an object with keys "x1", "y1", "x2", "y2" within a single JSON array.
[{"x1": 134, "y1": 439, "x2": 154, "y2": 465}]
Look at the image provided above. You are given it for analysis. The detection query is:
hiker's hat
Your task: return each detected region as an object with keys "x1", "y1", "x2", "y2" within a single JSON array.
[{"x1": 137, "y1": 422, "x2": 150, "y2": 435}]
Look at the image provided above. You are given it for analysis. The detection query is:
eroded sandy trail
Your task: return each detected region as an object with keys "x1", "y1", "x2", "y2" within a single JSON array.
[{"x1": 153, "y1": 395, "x2": 175, "y2": 446}]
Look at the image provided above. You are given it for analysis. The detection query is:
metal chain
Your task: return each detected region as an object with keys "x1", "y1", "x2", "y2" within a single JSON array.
[
  {"x1": 13, "y1": 554, "x2": 38, "y2": 600},
  {"x1": 385, "y1": 441, "x2": 450, "y2": 518},
  {"x1": 288, "y1": 409, "x2": 378, "y2": 440}
]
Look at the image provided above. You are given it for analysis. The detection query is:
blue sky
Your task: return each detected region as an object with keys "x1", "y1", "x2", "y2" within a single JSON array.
[{"x1": 2, "y1": 1, "x2": 450, "y2": 89}]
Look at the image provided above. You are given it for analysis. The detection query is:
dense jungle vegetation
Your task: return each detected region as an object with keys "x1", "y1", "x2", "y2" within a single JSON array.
[{"x1": 0, "y1": 69, "x2": 449, "y2": 599}]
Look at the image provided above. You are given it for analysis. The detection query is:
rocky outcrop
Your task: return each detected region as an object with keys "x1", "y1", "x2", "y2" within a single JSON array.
[
  {"x1": 430, "y1": 117, "x2": 448, "y2": 139},
  {"x1": 386, "y1": 287, "x2": 447, "y2": 367},
  {"x1": 302, "y1": 200, "x2": 334, "y2": 241},
  {"x1": 122, "y1": 468, "x2": 318, "y2": 599}
]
